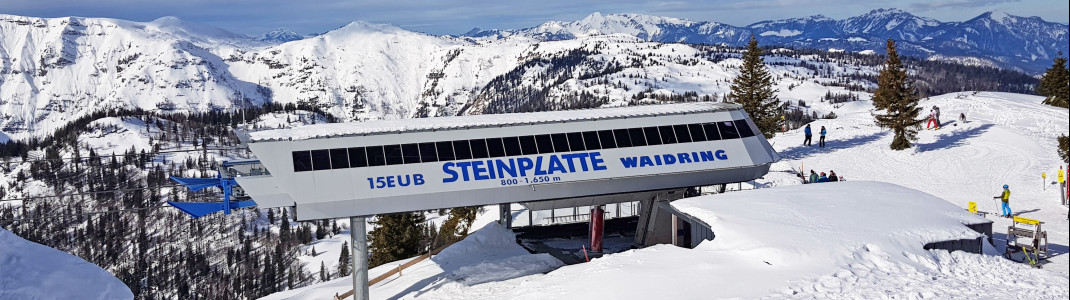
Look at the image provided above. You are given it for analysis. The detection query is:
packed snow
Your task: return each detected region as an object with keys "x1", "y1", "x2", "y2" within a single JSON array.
[{"x1": 0, "y1": 227, "x2": 134, "y2": 300}]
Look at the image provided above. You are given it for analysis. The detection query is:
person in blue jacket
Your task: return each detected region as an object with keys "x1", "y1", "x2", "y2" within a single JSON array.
[
  {"x1": 804, "y1": 124, "x2": 813, "y2": 146},
  {"x1": 819, "y1": 126, "x2": 827, "y2": 147},
  {"x1": 995, "y1": 185, "x2": 1011, "y2": 218},
  {"x1": 817, "y1": 172, "x2": 830, "y2": 183}
]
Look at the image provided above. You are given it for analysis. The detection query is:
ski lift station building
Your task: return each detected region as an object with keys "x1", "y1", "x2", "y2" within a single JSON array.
[{"x1": 233, "y1": 102, "x2": 780, "y2": 221}]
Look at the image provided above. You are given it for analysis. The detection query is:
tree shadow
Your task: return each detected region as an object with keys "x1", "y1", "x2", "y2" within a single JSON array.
[
  {"x1": 778, "y1": 131, "x2": 888, "y2": 160},
  {"x1": 915, "y1": 124, "x2": 993, "y2": 153}
]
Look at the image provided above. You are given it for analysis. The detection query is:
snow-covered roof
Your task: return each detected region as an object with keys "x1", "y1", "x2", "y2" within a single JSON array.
[
  {"x1": 248, "y1": 102, "x2": 739, "y2": 142},
  {"x1": 673, "y1": 181, "x2": 988, "y2": 248}
]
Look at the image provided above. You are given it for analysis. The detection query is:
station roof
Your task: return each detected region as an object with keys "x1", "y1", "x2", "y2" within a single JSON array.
[{"x1": 247, "y1": 102, "x2": 740, "y2": 142}]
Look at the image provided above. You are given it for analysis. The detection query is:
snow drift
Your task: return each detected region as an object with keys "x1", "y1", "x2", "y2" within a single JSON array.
[{"x1": 0, "y1": 227, "x2": 134, "y2": 300}]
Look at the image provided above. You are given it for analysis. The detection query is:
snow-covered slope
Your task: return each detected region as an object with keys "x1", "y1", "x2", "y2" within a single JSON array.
[
  {"x1": 765, "y1": 91, "x2": 1070, "y2": 275},
  {"x1": 0, "y1": 14, "x2": 269, "y2": 139},
  {"x1": 0, "y1": 227, "x2": 134, "y2": 299},
  {"x1": 223, "y1": 21, "x2": 526, "y2": 122}
]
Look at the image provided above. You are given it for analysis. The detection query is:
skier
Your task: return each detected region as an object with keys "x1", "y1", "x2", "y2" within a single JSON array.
[
  {"x1": 933, "y1": 106, "x2": 941, "y2": 127},
  {"x1": 959, "y1": 112, "x2": 966, "y2": 123},
  {"x1": 926, "y1": 109, "x2": 939, "y2": 130},
  {"x1": 828, "y1": 170, "x2": 839, "y2": 182},
  {"x1": 803, "y1": 124, "x2": 813, "y2": 146},
  {"x1": 994, "y1": 185, "x2": 1012, "y2": 218},
  {"x1": 809, "y1": 170, "x2": 818, "y2": 184},
  {"x1": 819, "y1": 126, "x2": 827, "y2": 148}
]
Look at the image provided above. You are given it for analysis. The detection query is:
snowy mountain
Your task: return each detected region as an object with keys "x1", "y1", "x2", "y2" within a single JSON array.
[
  {"x1": 257, "y1": 28, "x2": 306, "y2": 43},
  {"x1": 0, "y1": 227, "x2": 134, "y2": 299},
  {"x1": 469, "y1": 9, "x2": 1069, "y2": 73},
  {"x1": 0, "y1": 14, "x2": 271, "y2": 139}
]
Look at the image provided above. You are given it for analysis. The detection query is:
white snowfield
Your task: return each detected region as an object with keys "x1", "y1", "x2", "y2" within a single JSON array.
[
  {"x1": 0, "y1": 228, "x2": 134, "y2": 300},
  {"x1": 261, "y1": 91, "x2": 1068, "y2": 299}
]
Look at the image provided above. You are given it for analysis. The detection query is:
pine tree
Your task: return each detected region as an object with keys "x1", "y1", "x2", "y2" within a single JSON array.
[
  {"x1": 280, "y1": 209, "x2": 291, "y2": 245},
  {"x1": 368, "y1": 212, "x2": 428, "y2": 268},
  {"x1": 338, "y1": 241, "x2": 351, "y2": 277},
  {"x1": 315, "y1": 221, "x2": 327, "y2": 240},
  {"x1": 872, "y1": 39, "x2": 925, "y2": 150},
  {"x1": 1037, "y1": 53, "x2": 1069, "y2": 108},
  {"x1": 319, "y1": 261, "x2": 329, "y2": 282},
  {"x1": 729, "y1": 36, "x2": 781, "y2": 138},
  {"x1": 437, "y1": 207, "x2": 480, "y2": 247}
]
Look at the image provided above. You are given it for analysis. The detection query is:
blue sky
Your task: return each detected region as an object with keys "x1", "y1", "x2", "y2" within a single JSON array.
[{"x1": 1, "y1": 0, "x2": 1066, "y2": 36}]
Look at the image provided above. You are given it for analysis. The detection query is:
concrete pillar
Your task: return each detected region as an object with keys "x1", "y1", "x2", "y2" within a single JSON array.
[{"x1": 350, "y1": 216, "x2": 369, "y2": 300}]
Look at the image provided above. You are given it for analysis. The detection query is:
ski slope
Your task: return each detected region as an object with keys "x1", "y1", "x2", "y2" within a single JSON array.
[
  {"x1": 261, "y1": 91, "x2": 1068, "y2": 299},
  {"x1": 762, "y1": 91, "x2": 1070, "y2": 276},
  {"x1": 0, "y1": 227, "x2": 134, "y2": 300}
]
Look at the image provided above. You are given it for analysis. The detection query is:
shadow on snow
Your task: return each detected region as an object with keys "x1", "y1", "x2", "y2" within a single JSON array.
[
  {"x1": 777, "y1": 131, "x2": 888, "y2": 160},
  {"x1": 915, "y1": 124, "x2": 993, "y2": 153}
]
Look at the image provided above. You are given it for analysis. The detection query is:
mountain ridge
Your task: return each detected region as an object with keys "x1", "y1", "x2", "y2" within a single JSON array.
[{"x1": 465, "y1": 9, "x2": 1068, "y2": 73}]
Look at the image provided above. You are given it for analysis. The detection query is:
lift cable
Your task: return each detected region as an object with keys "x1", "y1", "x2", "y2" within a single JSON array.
[
  {"x1": 0, "y1": 184, "x2": 187, "y2": 203},
  {"x1": 5, "y1": 147, "x2": 247, "y2": 164},
  {"x1": 0, "y1": 202, "x2": 259, "y2": 222},
  {"x1": 0, "y1": 204, "x2": 172, "y2": 222}
]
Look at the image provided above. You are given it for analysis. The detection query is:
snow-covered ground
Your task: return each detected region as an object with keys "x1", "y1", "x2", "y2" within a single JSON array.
[
  {"x1": 0, "y1": 227, "x2": 133, "y2": 300},
  {"x1": 261, "y1": 91, "x2": 1068, "y2": 299},
  {"x1": 673, "y1": 181, "x2": 1066, "y2": 299},
  {"x1": 261, "y1": 210, "x2": 567, "y2": 300},
  {"x1": 761, "y1": 91, "x2": 1070, "y2": 276}
]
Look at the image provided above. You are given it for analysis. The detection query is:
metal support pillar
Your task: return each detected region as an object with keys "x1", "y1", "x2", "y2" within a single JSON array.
[
  {"x1": 589, "y1": 205, "x2": 604, "y2": 254},
  {"x1": 498, "y1": 204, "x2": 512, "y2": 228},
  {"x1": 350, "y1": 216, "x2": 369, "y2": 300},
  {"x1": 671, "y1": 215, "x2": 679, "y2": 246}
]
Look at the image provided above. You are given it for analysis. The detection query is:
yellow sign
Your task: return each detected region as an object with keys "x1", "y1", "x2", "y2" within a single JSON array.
[
  {"x1": 1042, "y1": 173, "x2": 1046, "y2": 179},
  {"x1": 968, "y1": 202, "x2": 977, "y2": 213},
  {"x1": 1013, "y1": 216, "x2": 1041, "y2": 225}
]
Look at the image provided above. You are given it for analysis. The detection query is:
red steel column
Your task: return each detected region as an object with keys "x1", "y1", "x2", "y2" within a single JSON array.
[{"x1": 590, "y1": 205, "x2": 605, "y2": 253}]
